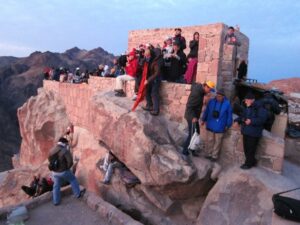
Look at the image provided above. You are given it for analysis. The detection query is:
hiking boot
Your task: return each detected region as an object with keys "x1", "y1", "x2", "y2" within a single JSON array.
[
  {"x1": 77, "y1": 188, "x2": 86, "y2": 198},
  {"x1": 115, "y1": 92, "x2": 126, "y2": 97},
  {"x1": 132, "y1": 94, "x2": 137, "y2": 101},
  {"x1": 240, "y1": 164, "x2": 252, "y2": 170},
  {"x1": 142, "y1": 106, "x2": 152, "y2": 111},
  {"x1": 191, "y1": 151, "x2": 200, "y2": 157},
  {"x1": 205, "y1": 156, "x2": 213, "y2": 160},
  {"x1": 210, "y1": 157, "x2": 217, "y2": 162},
  {"x1": 102, "y1": 180, "x2": 110, "y2": 185},
  {"x1": 150, "y1": 110, "x2": 159, "y2": 116}
]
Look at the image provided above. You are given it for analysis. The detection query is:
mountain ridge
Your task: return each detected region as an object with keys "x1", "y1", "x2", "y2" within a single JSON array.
[{"x1": 0, "y1": 47, "x2": 115, "y2": 171}]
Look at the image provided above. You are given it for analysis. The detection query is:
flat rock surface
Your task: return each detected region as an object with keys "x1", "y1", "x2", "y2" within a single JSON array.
[{"x1": 0, "y1": 195, "x2": 106, "y2": 225}]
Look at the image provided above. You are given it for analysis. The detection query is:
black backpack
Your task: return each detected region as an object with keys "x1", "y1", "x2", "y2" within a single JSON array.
[
  {"x1": 272, "y1": 187, "x2": 300, "y2": 222},
  {"x1": 48, "y1": 150, "x2": 61, "y2": 171}
]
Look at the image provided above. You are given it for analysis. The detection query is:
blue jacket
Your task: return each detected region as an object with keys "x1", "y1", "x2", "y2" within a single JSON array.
[
  {"x1": 202, "y1": 97, "x2": 233, "y2": 133},
  {"x1": 235, "y1": 101, "x2": 268, "y2": 137}
]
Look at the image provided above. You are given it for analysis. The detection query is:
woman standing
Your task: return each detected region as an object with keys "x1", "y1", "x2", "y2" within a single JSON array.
[{"x1": 184, "y1": 32, "x2": 199, "y2": 84}]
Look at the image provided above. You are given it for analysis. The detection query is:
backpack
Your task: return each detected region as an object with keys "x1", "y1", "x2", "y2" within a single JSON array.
[
  {"x1": 272, "y1": 187, "x2": 300, "y2": 222},
  {"x1": 48, "y1": 150, "x2": 61, "y2": 171}
]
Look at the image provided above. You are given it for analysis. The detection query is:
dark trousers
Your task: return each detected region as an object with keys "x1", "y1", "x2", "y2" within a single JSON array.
[
  {"x1": 146, "y1": 78, "x2": 161, "y2": 112},
  {"x1": 183, "y1": 119, "x2": 200, "y2": 155},
  {"x1": 134, "y1": 75, "x2": 142, "y2": 94},
  {"x1": 243, "y1": 135, "x2": 260, "y2": 167}
]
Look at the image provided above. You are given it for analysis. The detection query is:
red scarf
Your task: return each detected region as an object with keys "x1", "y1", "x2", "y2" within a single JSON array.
[{"x1": 131, "y1": 62, "x2": 148, "y2": 111}]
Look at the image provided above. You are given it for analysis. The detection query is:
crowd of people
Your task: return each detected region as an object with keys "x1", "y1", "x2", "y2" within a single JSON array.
[{"x1": 27, "y1": 26, "x2": 283, "y2": 207}]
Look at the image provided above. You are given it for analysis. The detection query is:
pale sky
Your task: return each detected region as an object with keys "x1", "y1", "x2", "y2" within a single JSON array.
[{"x1": 0, "y1": 0, "x2": 299, "y2": 82}]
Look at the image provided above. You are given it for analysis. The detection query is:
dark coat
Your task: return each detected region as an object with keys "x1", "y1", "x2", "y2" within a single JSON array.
[
  {"x1": 166, "y1": 50, "x2": 187, "y2": 82},
  {"x1": 48, "y1": 144, "x2": 73, "y2": 172},
  {"x1": 235, "y1": 101, "x2": 268, "y2": 137},
  {"x1": 173, "y1": 35, "x2": 186, "y2": 51},
  {"x1": 184, "y1": 83, "x2": 205, "y2": 121},
  {"x1": 187, "y1": 40, "x2": 199, "y2": 58},
  {"x1": 237, "y1": 61, "x2": 247, "y2": 79}
]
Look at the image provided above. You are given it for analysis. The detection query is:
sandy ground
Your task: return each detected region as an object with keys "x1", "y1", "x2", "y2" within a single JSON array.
[{"x1": 1, "y1": 195, "x2": 107, "y2": 225}]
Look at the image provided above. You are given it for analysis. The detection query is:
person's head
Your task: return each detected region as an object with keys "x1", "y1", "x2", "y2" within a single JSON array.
[
  {"x1": 173, "y1": 41, "x2": 180, "y2": 51},
  {"x1": 193, "y1": 32, "x2": 199, "y2": 41},
  {"x1": 113, "y1": 58, "x2": 118, "y2": 65},
  {"x1": 228, "y1": 26, "x2": 235, "y2": 35},
  {"x1": 244, "y1": 92, "x2": 255, "y2": 107},
  {"x1": 165, "y1": 36, "x2": 173, "y2": 45},
  {"x1": 216, "y1": 88, "x2": 225, "y2": 102},
  {"x1": 58, "y1": 137, "x2": 69, "y2": 145},
  {"x1": 203, "y1": 80, "x2": 215, "y2": 94},
  {"x1": 98, "y1": 64, "x2": 104, "y2": 70},
  {"x1": 175, "y1": 28, "x2": 182, "y2": 36},
  {"x1": 128, "y1": 50, "x2": 136, "y2": 60}
]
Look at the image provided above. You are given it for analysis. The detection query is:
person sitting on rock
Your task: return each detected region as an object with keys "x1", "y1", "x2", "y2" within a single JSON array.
[
  {"x1": 114, "y1": 50, "x2": 138, "y2": 97},
  {"x1": 201, "y1": 88, "x2": 233, "y2": 162},
  {"x1": 100, "y1": 151, "x2": 125, "y2": 185},
  {"x1": 182, "y1": 81, "x2": 215, "y2": 159},
  {"x1": 21, "y1": 174, "x2": 53, "y2": 198},
  {"x1": 233, "y1": 92, "x2": 268, "y2": 170},
  {"x1": 48, "y1": 137, "x2": 85, "y2": 205}
]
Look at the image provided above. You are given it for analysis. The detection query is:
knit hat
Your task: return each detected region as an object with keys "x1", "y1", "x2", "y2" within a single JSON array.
[
  {"x1": 217, "y1": 88, "x2": 225, "y2": 96},
  {"x1": 245, "y1": 92, "x2": 255, "y2": 100}
]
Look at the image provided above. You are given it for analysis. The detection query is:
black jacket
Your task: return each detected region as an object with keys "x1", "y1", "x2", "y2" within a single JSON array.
[
  {"x1": 184, "y1": 83, "x2": 205, "y2": 121},
  {"x1": 48, "y1": 144, "x2": 73, "y2": 172},
  {"x1": 234, "y1": 101, "x2": 268, "y2": 137},
  {"x1": 173, "y1": 35, "x2": 186, "y2": 51},
  {"x1": 187, "y1": 40, "x2": 199, "y2": 58}
]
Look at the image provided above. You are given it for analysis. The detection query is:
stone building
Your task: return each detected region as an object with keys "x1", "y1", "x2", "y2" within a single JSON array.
[{"x1": 128, "y1": 23, "x2": 249, "y2": 97}]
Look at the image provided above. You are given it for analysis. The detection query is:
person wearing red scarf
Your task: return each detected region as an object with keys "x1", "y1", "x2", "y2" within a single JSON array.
[{"x1": 115, "y1": 50, "x2": 138, "y2": 97}]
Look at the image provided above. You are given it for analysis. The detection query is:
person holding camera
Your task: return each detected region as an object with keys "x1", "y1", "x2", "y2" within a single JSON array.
[
  {"x1": 233, "y1": 92, "x2": 268, "y2": 170},
  {"x1": 201, "y1": 89, "x2": 233, "y2": 162}
]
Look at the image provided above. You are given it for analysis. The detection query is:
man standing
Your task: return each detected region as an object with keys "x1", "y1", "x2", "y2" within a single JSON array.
[
  {"x1": 234, "y1": 92, "x2": 268, "y2": 169},
  {"x1": 173, "y1": 28, "x2": 186, "y2": 51},
  {"x1": 182, "y1": 81, "x2": 215, "y2": 158},
  {"x1": 202, "y1": 89, "x2": 233, "y2": 161},
  {"x1": 48, "y1": 137, "x2": 85, "y2": 205}
]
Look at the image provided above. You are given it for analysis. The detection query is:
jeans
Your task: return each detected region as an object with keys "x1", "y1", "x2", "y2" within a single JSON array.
[
  {"x1": 182, "y1": 119, "x2": 200, "y2": 155},
  {"x1": 103, "y1": 162, "x2": 123, "y2": 183},
  {"x1": 52, "y1": 170, "x2": 80, "y2": 205},
  {"x1": 243, "y1": 135, "x2": 260, "y2": 167}
]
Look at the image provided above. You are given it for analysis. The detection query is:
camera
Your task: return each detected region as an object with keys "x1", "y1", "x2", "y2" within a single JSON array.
[{"x1": 212, "y1": 110, "x2": 220, "y2": 119}]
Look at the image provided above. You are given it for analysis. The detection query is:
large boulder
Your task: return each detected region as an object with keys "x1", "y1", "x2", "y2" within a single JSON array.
[
  {"x1": 90, "y1": 92, "x2": 196, "y2": 187},
  {"x1": 0, "y1": 165, "x2": 49, "y2": 208},
  {"x1": 197, "y1": 166, "x2": 300, "y2": 225},
  {"x1": 17, "y1": 88, "x2": 70, "y2": 167}
]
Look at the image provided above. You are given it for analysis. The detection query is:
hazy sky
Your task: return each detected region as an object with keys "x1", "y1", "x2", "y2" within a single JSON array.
[{"x1": 0, "y1": 0, "x2": 299, "y2": 82}]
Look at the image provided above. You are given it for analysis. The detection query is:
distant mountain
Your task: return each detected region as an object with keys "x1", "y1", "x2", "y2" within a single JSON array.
[
  {"x1": 0, "y1": 47, "x2": 114, "y2": 171},
  {"x1": 267, "y1": 77, "x2": 300, "y2": 95}
]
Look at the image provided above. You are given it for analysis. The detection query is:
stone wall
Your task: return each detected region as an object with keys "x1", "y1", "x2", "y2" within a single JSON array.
[
  {"x1": 128, "y1": 23, "x2": 249, "y2": 98},
  {"x1": 44, "y1": 77, "x2": 189, "y2": 126},
  {"x1": 43, "y1": 78, "x2": 284, "y2": 172}
]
